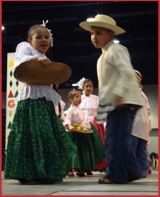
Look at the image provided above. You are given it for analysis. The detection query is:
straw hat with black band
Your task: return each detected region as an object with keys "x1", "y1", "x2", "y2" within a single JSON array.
[
  {"x1": 14, "y1": 59, "x2": 72, "y2": 85},
  {"x1": 79, "y1": 14, "x2": 126, "y2": 36}
]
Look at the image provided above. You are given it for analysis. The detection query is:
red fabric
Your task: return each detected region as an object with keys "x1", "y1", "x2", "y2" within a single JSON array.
[
  {"x1": 93, "y1": 118, "x2": 107, "y2": 171},
  {"x1": 96, "y1": 158, "x2": 107, "y2": 171},
  {"x1": 93, "y1": 119, "x2": 105, "y2": 142}
]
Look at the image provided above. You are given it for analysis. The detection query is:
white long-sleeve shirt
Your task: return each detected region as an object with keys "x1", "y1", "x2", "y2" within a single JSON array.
[
  {"x1": 96, "y1": 40, "x2": 143, "y2": 123},
  {"x1": 14, "y1": 41, "x2": 61, "y2": 105}
]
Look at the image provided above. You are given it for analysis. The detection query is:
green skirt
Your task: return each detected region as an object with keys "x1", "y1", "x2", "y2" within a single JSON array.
[
  {"x1": 4, "y1": 98, "x2": 76, "y2": 183},
  {"x1": 68, "y1": 124, "x2": 105, "y2": 171}
]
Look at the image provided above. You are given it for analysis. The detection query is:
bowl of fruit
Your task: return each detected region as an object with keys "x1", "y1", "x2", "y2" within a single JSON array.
[{"x1": 71, "y1": 123, "x2": 93, "y2": 134}]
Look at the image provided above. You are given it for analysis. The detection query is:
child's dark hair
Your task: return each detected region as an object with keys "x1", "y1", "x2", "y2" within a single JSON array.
[{"x1": 82, "y1": 78, "x2": 93, "y2": 89}]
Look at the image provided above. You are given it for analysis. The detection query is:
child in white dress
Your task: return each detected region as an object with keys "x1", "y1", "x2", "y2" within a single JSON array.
[
  {"x1": 4, "y1": 22, "x2": 76, "y2": 184},
  {"x1": 78, "y1": 78, "x2": 107, "y2": 171},
  {"x1": 64, "y1": 89, "x2": 105, "y2": 176}
]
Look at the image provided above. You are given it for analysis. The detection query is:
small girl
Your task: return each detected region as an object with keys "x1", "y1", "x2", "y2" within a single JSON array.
[
  {"x1": 78, "y1": 77, "x2": 107, "y2": 171},
  {"x1": 4, "y1": 22, "x2": 76, "y2": 184},
  {"x1": 64, "y1": 89, "x2": 105, "y2": 176},
  {"x1": 78, "y1": 78, "x2": 105, "y2": 142}
]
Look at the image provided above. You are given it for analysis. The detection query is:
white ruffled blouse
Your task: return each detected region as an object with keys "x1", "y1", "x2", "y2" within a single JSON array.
[
  {"x1": 79, "y1": 94, "x2": 99, "y2": 122},
  {"x1": 64, "y1": 105, "x2": 91, "y2": 129},
  {"x1": 14, "y1": 42, "x2": 61, "y2": 104}
]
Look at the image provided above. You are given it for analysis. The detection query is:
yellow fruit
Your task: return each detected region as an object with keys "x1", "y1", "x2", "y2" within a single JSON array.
[
  {"x1": 76, "y1": 126, "x2": 81, "y2": 131},
  {"x1": 82, "y1": 127, "x2": 88, "y2": 132}
]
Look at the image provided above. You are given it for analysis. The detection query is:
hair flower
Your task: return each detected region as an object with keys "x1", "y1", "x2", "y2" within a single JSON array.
[
  {"x1": 77, "y1": 77, "x2": 86, "y2": 89},
  {"x1": 41, "y1": 20, "x2": 53, "y2": 47}
]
